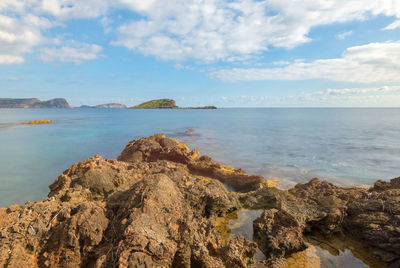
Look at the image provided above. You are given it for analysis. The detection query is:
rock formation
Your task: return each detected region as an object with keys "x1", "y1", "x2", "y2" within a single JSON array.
[{"x1": 0, "y1": 134, "x2": 398, "y2": 267}]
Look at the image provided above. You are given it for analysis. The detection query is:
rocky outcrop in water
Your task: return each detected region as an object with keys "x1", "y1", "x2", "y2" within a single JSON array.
[
  {"x1": 21, "y1": 120, "x2": 52, "y2": 125},
  {"x1": 0, "y1": 134, "x2": 398, "y2": 267}
]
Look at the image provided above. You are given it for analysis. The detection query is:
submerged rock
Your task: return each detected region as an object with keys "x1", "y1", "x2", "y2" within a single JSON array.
[
  {"x1": 21, "y1": 120, "x2": 52, "y2": 124},
  {"x1": 0, "y1": 134, "x2": 398, "y2": 267}
]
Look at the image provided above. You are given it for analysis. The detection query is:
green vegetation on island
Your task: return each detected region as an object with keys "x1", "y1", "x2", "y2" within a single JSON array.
[
  {"x1": 0, "y1": 98, "x2": 71, "y2": 108},
  {"x1": 130, "y1": 99, "x2": 216, "y2": 109},
  {"x1": 131, "y1": 99, "x2": 177, "y2": 109}
]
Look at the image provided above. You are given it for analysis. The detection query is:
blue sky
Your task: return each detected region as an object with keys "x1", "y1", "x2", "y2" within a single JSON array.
[{"x1": 1, "y1": 1, "x2": 400, "y2": 107}]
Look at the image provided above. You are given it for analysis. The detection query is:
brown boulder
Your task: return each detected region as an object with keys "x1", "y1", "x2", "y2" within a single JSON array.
[
  {"x1": 253, "y1": 209, "x2": 306, "y2": 259},
  {"x1": 0, "y1": 134, "x2": 399, "y2": 267}
]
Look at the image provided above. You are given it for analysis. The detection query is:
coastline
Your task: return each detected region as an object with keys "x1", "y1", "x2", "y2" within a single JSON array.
[{"x1": 0, "y1": 134, "x2": 398, "y2": 267}]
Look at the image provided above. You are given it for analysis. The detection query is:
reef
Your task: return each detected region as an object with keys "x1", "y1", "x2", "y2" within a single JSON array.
[
  {"x1": 21, "y1": 120, "x2": 52, "y2": 125},
  {"x1": 0, "y1": 134, "x2": 398, "y2": 267}
]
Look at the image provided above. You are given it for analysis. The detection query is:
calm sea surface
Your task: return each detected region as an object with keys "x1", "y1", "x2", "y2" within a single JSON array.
[{"x1": 0, "y1": 108, "x2": 399, "y2": 207}]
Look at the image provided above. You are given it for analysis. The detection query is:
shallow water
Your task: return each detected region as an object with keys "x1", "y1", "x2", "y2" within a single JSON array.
[
  {"x1": 1, "y1": 108, "x2": 400, "y2": 207},
  {"x1": 227, "y1": 209, "x2": 265, "y2": 260},
  {"x1": 292, "y1": 235, "x2": 386, "y2": 268},
  {"x1": 226, "y1": 209, "x2": 385, "y2": 268}
]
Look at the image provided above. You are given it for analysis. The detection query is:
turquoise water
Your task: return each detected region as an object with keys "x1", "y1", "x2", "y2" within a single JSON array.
[{"x1": 1, "y1": 108, "x2": 400, "y2": 207}]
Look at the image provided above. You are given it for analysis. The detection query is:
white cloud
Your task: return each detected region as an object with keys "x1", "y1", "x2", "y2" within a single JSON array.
[
  {"x1": 1, "y1": 0, "x2": 400, "y2": 64},
  {"x1": 312, "y1": 86, "x2": 400, "y2": 96},
  {"x1": 298, "y1": 86, "x2": 400, "y2": 106},
  {"x1": 173, "y1": 63, "x2": 183, "y2": 70},
  {"x1": 112, "y1": 0, "x2": 400, "y2": 62},
  {"x1": 100, "y1": 16, "x2": 113, "y2": 33},
  {"x1": 0, "y1": 14, "x2": 52, "y2": 64},
  {"x1": 223, "y1": 86, "x2": 400, "y2": 107},
  {"x1": 272, "y1": 61, "x2": 290, "y2": 65},
  {"x1": 336, "y1": 31, "x2": 352, "y2": 40},
  {"x1": 382, "y1": 20, "x2": 400, "y2": 30},
  {"x1": 213, "y1": 41, "x2": 400, "y2": 83},
  {"x1": 39, "y1": 41, "x2": 103, "y2": 64},
  {"x1": 19, "y1": 0, "x2": 110, "y2": 20},
  {"x1": 0, "y1": 55, "x2": 24, "y2": 64},
  {"x1": 0, "y1": 0, "x2": 107, "y2": 64}
]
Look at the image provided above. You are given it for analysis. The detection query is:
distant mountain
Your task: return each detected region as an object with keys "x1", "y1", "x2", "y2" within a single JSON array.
[
  {"x1": 130, "y1": 99, "x2": 217, "y2": 109},
  {"x1": 0, "y1": 98, "x2": 71, "y2": 108},
  {"x1": 79, "y1": 103, "x2": 127, "y2": 108}
]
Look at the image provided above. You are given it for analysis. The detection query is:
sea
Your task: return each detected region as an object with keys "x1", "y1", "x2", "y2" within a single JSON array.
[{"x1": 1, "y1": 108, "x2": 399, "y2": 207}]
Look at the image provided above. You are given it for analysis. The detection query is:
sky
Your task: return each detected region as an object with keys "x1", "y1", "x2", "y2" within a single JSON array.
[{"x1": 1, "y1": 0, "x2": 400, "y2": 107}]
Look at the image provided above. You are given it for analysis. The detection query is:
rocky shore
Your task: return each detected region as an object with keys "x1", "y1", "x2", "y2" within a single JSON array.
[{"x1": 0, "y1": 134, "x2": 398, "y2": 267}]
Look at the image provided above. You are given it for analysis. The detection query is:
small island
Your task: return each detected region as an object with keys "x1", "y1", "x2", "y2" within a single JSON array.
[
  {"x1": 79, "y1": 103, "x2": 127, "y2": 108},
  {"x1": 0, "y1": 98, "x2": 71, "y2": 108},
  {"x1": 130, "y1": 99, "x2": 217, "y2": 109}
]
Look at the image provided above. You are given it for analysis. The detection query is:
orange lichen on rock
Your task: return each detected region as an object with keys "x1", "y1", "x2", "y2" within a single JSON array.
[
  {"x1": 178, "y1": 143, "x2": 190, "y2": 153},
  {"x1": 189, "y1": 149, "x2": 200, "y2": 160},
  {"x1": 219, "y1": 164, "x2": 235, "y2": 173},
  {"x1": 266, "y1": 179, "x2": 279, "y2": 187},
  {"x1": 21, "y1": 120, "x2": 52, "y2": 125}
]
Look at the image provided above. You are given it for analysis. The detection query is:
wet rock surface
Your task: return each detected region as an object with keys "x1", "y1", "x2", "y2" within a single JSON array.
[{"x1": 0, "y1": 134, "x2": 399, "y2": 267}]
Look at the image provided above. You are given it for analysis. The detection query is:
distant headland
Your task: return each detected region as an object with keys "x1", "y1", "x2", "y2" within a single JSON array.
[
  {"x1": 79, "y1": 103, "x2": 127, "y2": 109},
  {"x1": 0, "y1": 98, "x2": 216, "y2": 109},
  {"x1": 0, "y1": 98, "x2": 70, "y2": 108},
  {"x1": 130, "y1": 99, "x2": 217, "y2": 109}
]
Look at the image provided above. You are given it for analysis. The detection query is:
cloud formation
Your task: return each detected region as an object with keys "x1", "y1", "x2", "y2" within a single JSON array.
[
  {"x1": 298, "y1": 86, "x2": 400, "y2": 106},
  {"x1": 222, "y1": 86, "x2": 400, "y2": 107},
  {"x1": 336, "y1": 31, "x2": 352, "y2": 40},
  {"x1": 39, "y1": 41, "x2": 103, "y2": 64},
  {"x1": 312, "y1": 86, "x2": 400, "y2": 96},
  {"x1": 382, "y1": 19, "x2": 400, "y2": 30},
  {"x1": 0, "y1": 14, "x2": 52, "y2": 64},
  {"x1": 1, "y1": 0, "x2": 400, "y2": 64},
  {"x1": 213, "y1": 41, "x2": 400, "y2": 83},
  {"x1": 112, "y1": 0, "x2": 400, "y2": 61}
]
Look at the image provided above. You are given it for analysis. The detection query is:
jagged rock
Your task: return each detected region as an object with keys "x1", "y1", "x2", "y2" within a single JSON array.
[
  {"x1": 0, "y1": 134, "x2": 399, "y2": 267},
  {"x1": 253, "y1": 209, "x2": 306, "y2": 260},
  {"x1": 248, "y1": 177, "x2": 400, "y2": 267},
  {"x1": 118, "y1": 134, "x2": 268, "y2": 192},
  {"x1": 0, "y1": 135, "x2": 257, "y2": 267}
]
